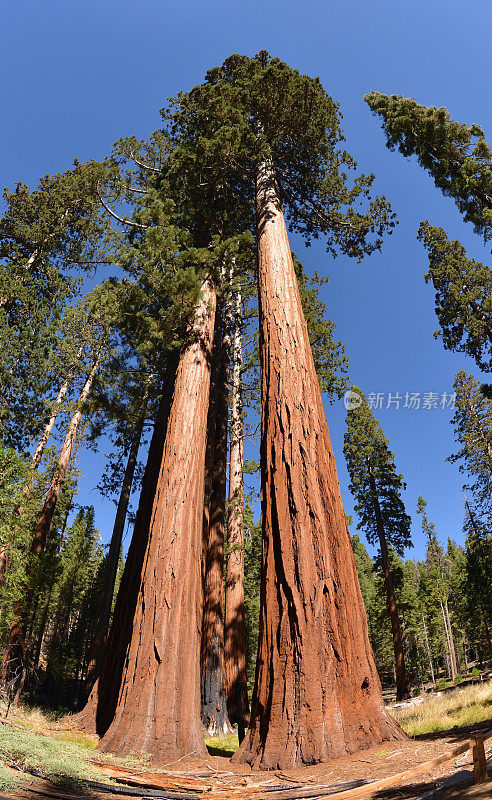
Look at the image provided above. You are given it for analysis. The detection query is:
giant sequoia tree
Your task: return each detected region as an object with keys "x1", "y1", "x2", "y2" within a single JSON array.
[
  {"x1": 171, "y1": 53, "x2": 403, "y2": 768},
  {"x1": 343, "y1": 388, "x2": 412, "y2": 700},
  {"x1": 76, "y1": 122, "x2": 253, "y2": 757}
]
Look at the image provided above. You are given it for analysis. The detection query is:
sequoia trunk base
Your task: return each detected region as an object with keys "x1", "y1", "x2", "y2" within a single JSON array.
[{"x1": 233, "y1": 162, "x2": 405, "y2": 770}]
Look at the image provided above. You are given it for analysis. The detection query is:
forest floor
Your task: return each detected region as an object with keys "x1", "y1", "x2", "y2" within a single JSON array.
[{"x1": 0, "y1": 682, "x2": 490, "y2": 800}]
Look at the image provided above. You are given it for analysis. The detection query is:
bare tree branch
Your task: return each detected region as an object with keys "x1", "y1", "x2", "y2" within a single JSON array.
[
  {"x1": 97, "y1": 191, "x2": 148, "y2": 230},
  {"x1": 129, "y1": 151, "x2": 161, "y2": 174}
]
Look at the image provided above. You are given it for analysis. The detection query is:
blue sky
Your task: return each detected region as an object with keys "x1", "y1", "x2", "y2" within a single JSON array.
[{"x1": 1, "y1": 0, "x2": 490, "y2": 560}]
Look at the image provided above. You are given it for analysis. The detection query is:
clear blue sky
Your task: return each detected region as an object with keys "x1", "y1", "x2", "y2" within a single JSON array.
[{"x1": 1, "y1": 0, "x2": 490, "y2": 560}]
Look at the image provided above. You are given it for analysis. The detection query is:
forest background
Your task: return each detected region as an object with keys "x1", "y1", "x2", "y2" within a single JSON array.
[{"x1": 1, "y1": 0, "x2": 489, "y2": 562}]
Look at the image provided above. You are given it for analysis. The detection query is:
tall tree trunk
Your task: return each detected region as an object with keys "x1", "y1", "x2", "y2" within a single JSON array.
[
  {"x1": 1, "y1": 351, "x2": 102, "y2": 697},
  {"x1": 368, "y1": 468, "x2": 411, "y2": 701},
  {"x1": 84, "y1": 398, "x2": 148, "y2": 696},
  {"x1": 234, "y1": 161, "x2": 404, "y2": 769},
  {"x1": 421, "y1": 615, "x2": 435, "y2": 683},
  {"x1": 73, "y1": 355, "x2": 179, "y2": 731},
  {"x1": 224, "y1": 288, "x2": 249, "y2": 743},
  {"x1": 91, "y1": 277, "x2": 216, "y2": 760},
  {"x1": 201, "y1": 292, "x2": 233, "y2": 735}
]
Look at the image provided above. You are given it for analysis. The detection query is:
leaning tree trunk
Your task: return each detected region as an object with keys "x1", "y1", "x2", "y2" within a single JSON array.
[
  {"x1": 1, "y1": 351, "x2": 102, "y2": 698},
  {"x1": 14, "y1": 371, "x2": 73, "y2": 514},
  {"x1": 368, "y1": 468, "x2": 411, "y2": 700},
  {"x1": 201, "y1": 292, "x2": 233, "y2": 735},
  {"x1": 233, "y1": 161, "x2": 404, "y2": 770},
  {"x1": 84, "y1": 396, "x2": 148, "y2": 696},
  {"x1": 72, "y1": 355, "x2": 179, "y2": 733},
  {"x1": 94, "y1": 277, "x2": 216, "y2": 761},
  {"x1": 224, "y1": 288, "x2": 250, "y2": 743},
  {"x1": 0, "y1": 374, "x2": 73, "y2": 593}
]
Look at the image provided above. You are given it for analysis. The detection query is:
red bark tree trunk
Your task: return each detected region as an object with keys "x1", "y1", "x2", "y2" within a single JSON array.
[
  {"x1": 92, "y1": 278, "x2": 216, "y2": 761},
  {"x1": 224, "y1": 288, "x2": 250, "y2": 742},
  {"x1": 201, "y1": 293, "x2": 233, "y2": 735},
  {"x1": 233, "y1": 162, "x2": 404, "y2": 769},
  {"x1": 1, "y1": 351, "x2": 102, "y2": 697},
  {"x1": 73, "y1": 356, "x2": 178, "y2": 733},
  {"x1": 84, "y1": 397, "x2": 148, "y2": 696}
]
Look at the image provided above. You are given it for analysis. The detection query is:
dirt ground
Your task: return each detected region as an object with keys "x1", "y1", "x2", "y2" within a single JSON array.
[{"x1": 9, "y1": 720, "x2": 492, "y2": 800}]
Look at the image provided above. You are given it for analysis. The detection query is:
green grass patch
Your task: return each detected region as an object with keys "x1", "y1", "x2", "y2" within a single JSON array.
[
  {"x1": 0, "y1": 762, "x2": 21, "y2": 793},
  {"x1": 0, "y1": 723, "x2": 106, "y2": 786},
  {"x1": 204, "y1": 732, "x2": 239, "y2": 757}
]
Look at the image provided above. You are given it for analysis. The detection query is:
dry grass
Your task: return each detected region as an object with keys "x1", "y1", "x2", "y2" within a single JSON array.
[{"x1": 392, "y1": 680, "x2": 492, "y2": 737}]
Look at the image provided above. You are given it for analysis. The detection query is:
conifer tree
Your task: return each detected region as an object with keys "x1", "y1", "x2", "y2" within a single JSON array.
[
  {"x1": 364, "y1": 93, "x2": 492, "y2": 243},
  {"x1": 171, "y1": 52, "x2": 402, "y2": 767},
  {"x1": 416, "y1": 497, "x2": 458, "y2": 679},
  {"x1": 417, "y1": 224, "x2": 491, "y2": 371},
  {"x1": 365, "y1": 93, "x2": 491, "y2": 378},
  {"x1": 344, "y1": 388, "x2": 412, "y2": 699},
  {"x1": 76, "y1": 127, "x2": 252, "y2": 758},
  {"x1": 0, "y1": 161, "x2": 111, "y2": 449},
  {"x1": 449, "y1": 371, "x2": 492, "y2": 520}
]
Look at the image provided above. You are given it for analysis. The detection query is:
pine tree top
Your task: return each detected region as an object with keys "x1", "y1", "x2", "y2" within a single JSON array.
[{"x1": 364, "y1": 92, "x2": 492, "y2": 243}]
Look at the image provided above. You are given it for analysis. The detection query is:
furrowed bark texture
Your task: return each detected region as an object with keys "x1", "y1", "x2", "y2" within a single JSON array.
[
  {"x1": 96, "y1": 278, "x2": 216, "y2": 761},
  {"x1": 201, "y1": 294, "x2": 233, "y2": 735},
  {"x1": 368, "y1": 469, "x2": 411, "y2": 701},
  {"x1": 74, "y1": 355, "x2": 179, "y2": 733},
  {"x1": 84, "y1": 400, "x2": 148, "y2": 696},
  {"x1": 234, "y1": 162, "x2": 404, "y2": 770},
  {"x1": 224, "y1": 289, "x2": 250, "y2": 740},
  {"x1": 1, "y1": 353, "x2": 101, "y2": 695}
]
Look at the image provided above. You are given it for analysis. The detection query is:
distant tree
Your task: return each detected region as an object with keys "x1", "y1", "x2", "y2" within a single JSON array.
[
  {"x1": 416, "y1": 496, "x2": 458, "y2": 679},
  {"x1": 344, "y1": 388, "x2": 412, "y2": 699}
]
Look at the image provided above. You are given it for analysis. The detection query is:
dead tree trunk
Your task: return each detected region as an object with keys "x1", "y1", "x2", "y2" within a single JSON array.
[
  {"x1": 1, "y1": 351, "x2": 102, "y2": 698},
  {"x1": 201, "y1": 291, "x2": 233, "y2": 736},
  {"x1": 84, "y1": 396, "x2": 148, "y2": 696},
  {"x1": 233, "y1": 161, "x2": 404, "y2": 769},
  {"x1": 224, "y1": 288, "x2": 250, "y2": 743},
  {"x1": 368, "y1": 468, "x2": 411, "y2": 701},
  {"x1": 15, "y1": 373, "x2": 73, "y2": 512},
  {"x1": 93, "y1": 277, "x2": 216, "y2": 761},
  {"x1": 73, "y1": 355, "x2": 179, "y2": 731}
]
